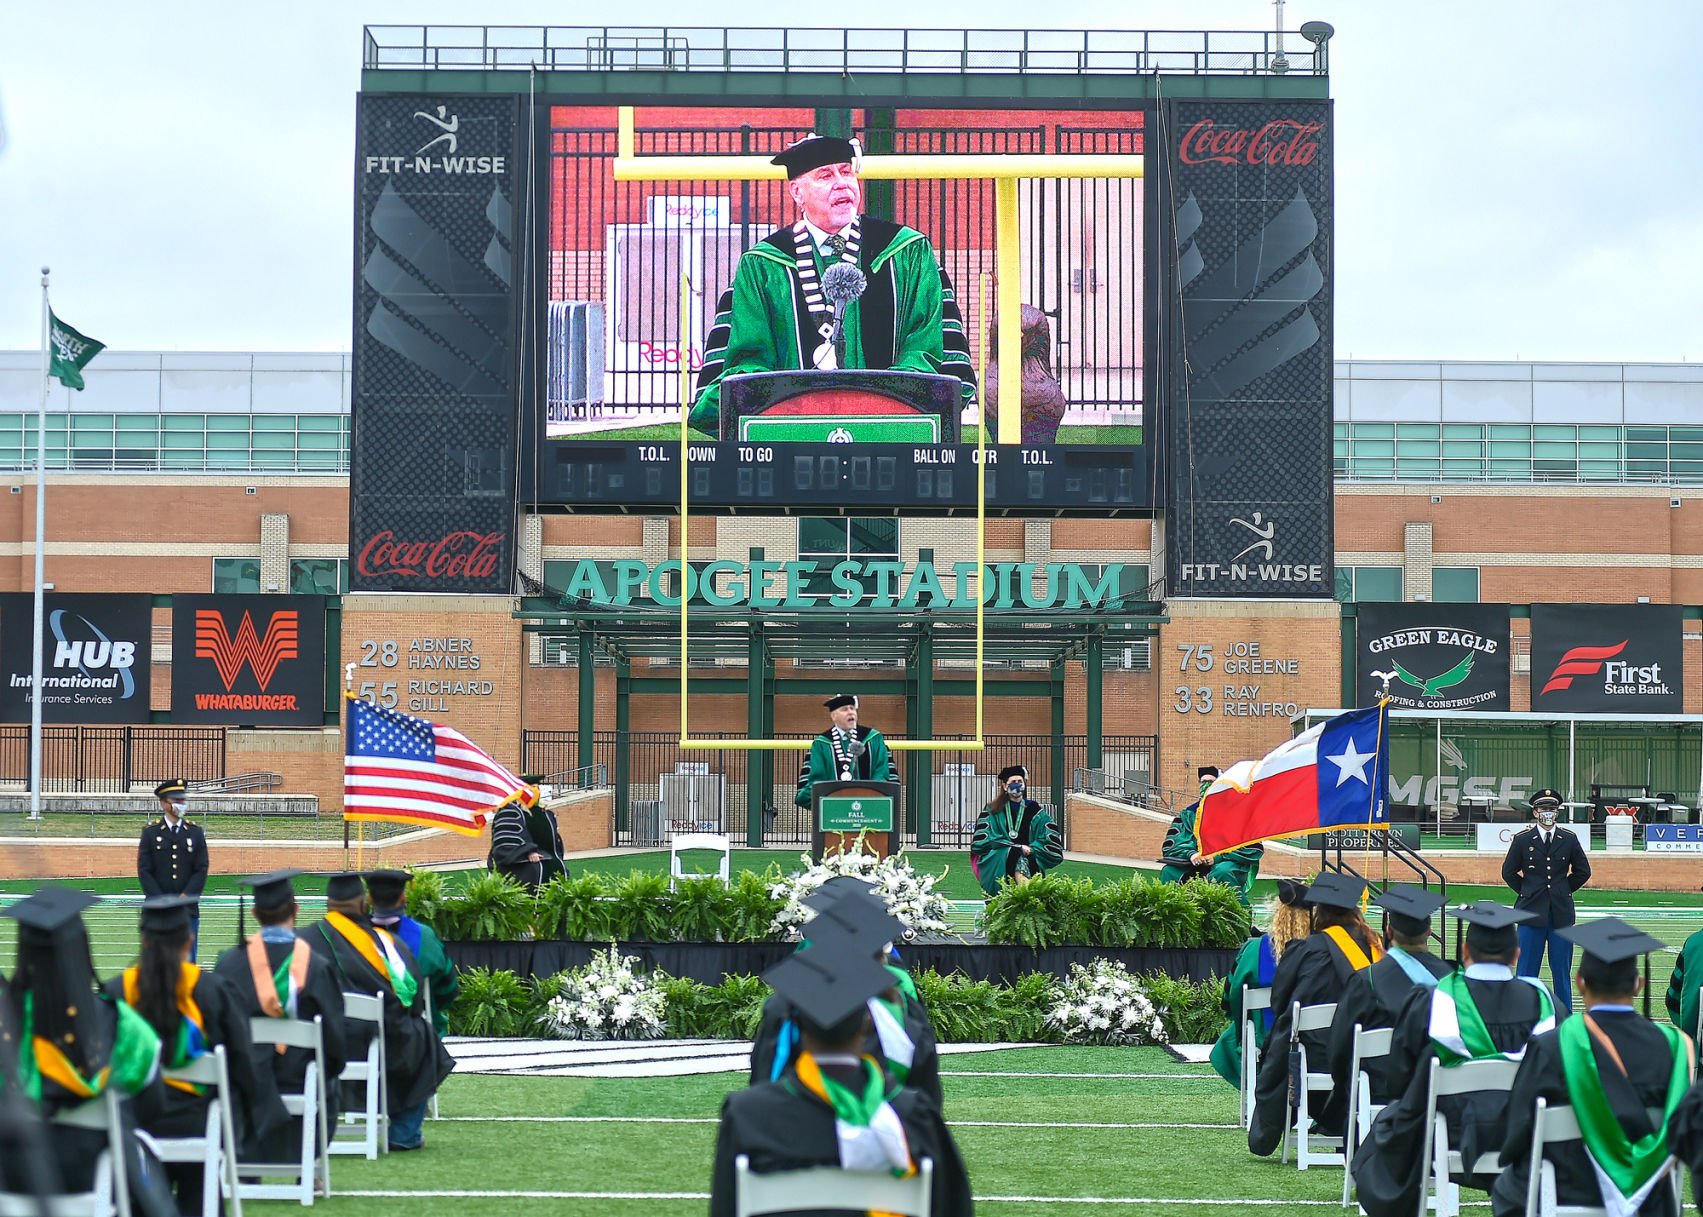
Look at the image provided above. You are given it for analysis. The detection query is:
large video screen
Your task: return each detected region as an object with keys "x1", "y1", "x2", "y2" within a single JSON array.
[{"x1": 528, "y1": 104, "x2": 1150, "y2": 512}]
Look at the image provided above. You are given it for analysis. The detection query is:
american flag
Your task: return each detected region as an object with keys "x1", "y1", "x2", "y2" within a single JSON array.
[{"x1": 343, "y1": 695, "x2": 533, "y2": 836}]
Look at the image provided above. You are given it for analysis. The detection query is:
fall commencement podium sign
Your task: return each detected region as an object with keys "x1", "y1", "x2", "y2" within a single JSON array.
[
  {"x1": 721, "y1": 370, "x2": 960, "y2": 444},
  {"x1": 811, "y1": 780, "x2": 900, "y2": 861}
]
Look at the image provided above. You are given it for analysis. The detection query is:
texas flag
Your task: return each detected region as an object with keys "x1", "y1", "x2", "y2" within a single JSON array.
[{"x1": 1195, "y1": 702, "x2": 1391, "y2": 856}]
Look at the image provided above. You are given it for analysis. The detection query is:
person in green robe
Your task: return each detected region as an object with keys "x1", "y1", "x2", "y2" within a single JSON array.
[
  {"x1": 969, "y1": 766, "x2": 1065, "y2": 897},
  {"x1": 1159, "y1": 765, "x2": 1264, "y2": 905},
  {"x1": 365, "y1": 870, "x2": 460, "y2": 1036},
  {"x1": 1209, "y1": 878, "x2": 1314, "y2": 1087},
  {"x1": 795, "y1": 694, "x2": 895, "y2": 809},
  {"x1": 689, "y1": 133, "x2": 975, "y2": 436},
  {"x1": 1664, "y1": 921, "x2": 1703, "y2": 1045}
]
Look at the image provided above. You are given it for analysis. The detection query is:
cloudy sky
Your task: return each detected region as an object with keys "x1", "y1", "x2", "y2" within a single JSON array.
[{"x1": 2, "y1": 0, "x2": 1699, "y2": 360}]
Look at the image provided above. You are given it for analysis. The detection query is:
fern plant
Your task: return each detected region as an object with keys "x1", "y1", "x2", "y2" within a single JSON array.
[
  {"x1": 438, "y1": 871, "x2": 534, "y2": 941},
  {"x1": 1189, "y1": 880, "x2": 1254, "y2": 947},
  {"x1": 669, "y1": 877, "x2": 732, "y2": 942},
  {"x1": 609, "y1": 871, "x2": 673, "y2": 942},
  {"x1": 536, "y1": 873, "x2": 614, "y2": 941},
  {"x1": 1127, "y1": 878, "x2": 1203, "y2": 948},
  {"x1": 980, "y1": 878, "x2": 1057, "y2": 949},
  {"x1": 724, "y1": 867, "x2": 785, "y2": 942},
  {"x1": 402, "y1": 867, "x2": 450, "y2": 928},
  {"x1": 449, "y1": 967, "x2": 529, "y2": 1036}
]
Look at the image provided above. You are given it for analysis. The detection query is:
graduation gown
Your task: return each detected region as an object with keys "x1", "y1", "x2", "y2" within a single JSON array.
[
  {"x1": 690, "y1": 217, "x2": 975, "y2": 434},
  {"x1": 1157, "y1": 802, "x2": 1263, "y2": 904},
  {"x1": 1248, "y1": 926, "x2": 1384, "y2": 1155},
  {"x1": 1492, "y1": 1011, "x2": 1684, "y2": 1217},
  {"x1": 795, "y1": 725, "x2": 895, "y2": 809},
  {"x1": 307, "y1": 913, "x2": 454, "y2": 1113},
  {"x1": 211, "y1": 933, "x2": 350, "y2": 1162},
  {"x1": 380, "y1": 915, "x2": 460, "y2": 1037},
  {"x1": 708, "y1": 1064, "x2": 974, "y2": 1217},
  {"x1": 969, "y1": 800, "x2": 1064, "y2": 897},
  {"x1": 1209, "y1": 934, "x2": 1279, "y2": 1087},
  {"x1": 1326, "y1": 947, "x2": 1453, "y2": 1109},
  {"x1": 1664, "y1": 925, "x2": 1703, "y2": 1045},
  {"x1": 749, "y1": 973, "x2": 944, "y2": 1113},
  {"x1": 1350, "y1": 968, "x2": 1553, "y2": 1217}
]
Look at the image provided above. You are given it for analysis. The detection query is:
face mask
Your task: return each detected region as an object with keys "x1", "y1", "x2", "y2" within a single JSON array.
[
  {"x1": 169, "y1": 800, "x2": 188, "y2": 815},
  {"x1": 1536, "y1": 810, "x2": 1557, "y2": 828},
  {"x1": 1006, "y1": 783, "x2": 1025, "y2": 798}
]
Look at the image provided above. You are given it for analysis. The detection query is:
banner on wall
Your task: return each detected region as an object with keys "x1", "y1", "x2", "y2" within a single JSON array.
[
  {"x1": 1355, "y1": 602, "x2": 1511, "y2": 712},
  {"x1": 170, "y1": 595, "x2": 327, "y2": 725},
  {"x1": 0, "y1": 593, "x2": 153, "y2": 723},
  {"x1": 1529, "y1": 603, "x2": 1682, "y2": 714}
]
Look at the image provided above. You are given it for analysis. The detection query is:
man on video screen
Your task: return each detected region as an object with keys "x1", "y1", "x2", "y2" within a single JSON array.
[{"x1": 688, "y1": 133, "x2": 975, "y2": 433}]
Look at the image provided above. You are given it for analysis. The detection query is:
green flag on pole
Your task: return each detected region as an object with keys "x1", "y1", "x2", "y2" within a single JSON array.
[{"x1": 47, "y1": 310, "x2": 105, "y2": 391}]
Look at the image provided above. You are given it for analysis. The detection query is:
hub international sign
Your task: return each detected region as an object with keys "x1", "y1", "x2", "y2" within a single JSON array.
[
  {"x1": 171, "y1": 595, "x2": 326, "y2": 725},
  {"x1": 0, "y1": 593, "x2": 152, "y2": 724},
  {"x1": 1530, "y1": 603, "x2": 1682, "y2": 713}
]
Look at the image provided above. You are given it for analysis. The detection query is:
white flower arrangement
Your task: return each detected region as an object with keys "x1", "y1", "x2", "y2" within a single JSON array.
[
  {"x1": 1046, "y1": 959, "x2": 1169, "y2": 1046},
  {"x1": 768, "y1": 844, "x2": 954, "y2": 940},
  {"x1": 537, "y1": 945, "x2": 667, "y2": 1041}
]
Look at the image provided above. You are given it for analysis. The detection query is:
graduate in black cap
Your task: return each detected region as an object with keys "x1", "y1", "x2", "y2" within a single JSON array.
[
  {"x1": 1158, "y1": 766, "x2": 1264, "y2": 906},
  {"x1": 1501, "y1": 786, "x2": 1591, "y2": 1015},
  {"x1": 710, "y1": 934, "x2": 973, "y2": 1217},
  {"x1": 795, "y1": 695, "x2": 896, "y2": 810},
  {"x1": 1248, "y1": 871, "x2": 1385, "y2": 1156},
  {"x1": 0, "y1": 887, "x2": 175, "y2": 1217},
  {"x1": 106, "y1": 895, "x2": 282, "y2": 1215},
  {"x1": 688, "y1": 132, "x2": 976, "y2": 435},
  {"x1": 211, "y1": 868, "x2": 348, "y2": 1163},
  {"x1": 1350, "y1": 901, "x2": 1557, "y2": 1217},
  {"x1": 1208, "y1": 878, "x2": 1315, "y2": 1088},
  {"x1": 307, "y1": 873, "x2": 453, "y2": 1151},
  {"x1": 1326, "y1": 884, "x2": 1454, "y2": 1111},
  {"x1": 1493, "y1": 918, "x2": 1687, "y2": 1217},
  {"x1": 137, "y1": 777, "x2": 209, "y2": 960},
  {"x1": 487, "y1": 774, "x2": 567, "y2": 892},
  {"x1": 969, "y1": 765, "x2": 1064, "y2": 897},
  {"x1": 365, "y1": 870, "x2": 459, "y2": 1036},
  {"x1": 748, "y1": 880, "x2": 942, "y2": 1111}
]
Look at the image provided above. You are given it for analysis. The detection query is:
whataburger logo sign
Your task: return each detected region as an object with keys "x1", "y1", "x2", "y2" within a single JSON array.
[
  {"x1": 193, "y1": 610, "x2": 301, "y2": 710},
  {"x1": 171, "y1": 595, "x2": 324, "y2": 725}
]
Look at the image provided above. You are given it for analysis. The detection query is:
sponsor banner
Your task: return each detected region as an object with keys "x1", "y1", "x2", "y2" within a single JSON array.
[
  {"x1": 1356, "y1": 603, "x2": 1511, "y2": 711},
  {"x1": 0, "y1": 593, "x2": 152, "y2": 723},
  {"x1": 1159, "y1": 100, "x2": 1334, "y2": 598},
  {"x1": 1645, "y1": 824, "x2": 1703, "y2": 853},
  {"x1": 170, "y1": 595, "x2": 326, "y2": 725},
  {"x1": 1476, "y1": 821, "x2": 1592, "y2": 853},
  {"x1": 349, "y1": 93, "x2": 523, "y2": 593},
  {"x1": 1529, "y1": 603, "x2": 1683, "y2": 713},
  {"x1": 1305, "y1": 824, "x2": 1420, "y2": 851}
]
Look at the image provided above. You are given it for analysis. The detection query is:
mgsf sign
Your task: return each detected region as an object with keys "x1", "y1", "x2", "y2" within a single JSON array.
[
  {"x1": 0, "y1": 593, "x2": 152, "y2": 723},
  {"x1": 1529, "y1": 603, "x2": 1683, "y2": 713}
]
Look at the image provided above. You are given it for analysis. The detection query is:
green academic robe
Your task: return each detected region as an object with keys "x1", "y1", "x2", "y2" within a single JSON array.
[
  {"x1": 1158, "y1": 802, "x2": 1263, "y2": 905},
  {"x1": 690, "y1": 217, "x2": 974, "y2": 434},
  {"x1": 1666, "y1": 924, "x2": 1703, "y2": 1044},
  {"x1": 1209, "y1": 933, "x2": 1279, "y2": 1086},
  {"x1": 795, "y1": 725, "x2": 895, "y2": 809},
  {"x1": 969, "y1": 800, "x2": 1064, "y2": 897}
]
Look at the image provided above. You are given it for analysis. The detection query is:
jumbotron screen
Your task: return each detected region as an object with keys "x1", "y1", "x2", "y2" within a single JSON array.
[{"x1": 530, "y1": 104, "x2": 1150, "y2": 512}]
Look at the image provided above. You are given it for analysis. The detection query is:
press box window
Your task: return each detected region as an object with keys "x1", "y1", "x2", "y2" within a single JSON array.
[{"x1": 212, "y1": 558, "x2": 262, "y2": 594}]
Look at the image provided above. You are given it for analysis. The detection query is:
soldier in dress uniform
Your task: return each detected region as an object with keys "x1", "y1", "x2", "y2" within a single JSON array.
[
  {"x1": 136, "y1": 778, "x2": 209, "y2": 961},
  {"x1": 1501, "y1": 787, "x2": 1591, "y2": 1014}
]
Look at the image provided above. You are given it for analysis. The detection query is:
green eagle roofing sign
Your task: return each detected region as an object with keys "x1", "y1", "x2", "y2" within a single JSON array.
[{"x1": 1356, "y1": 603, "x2": 1512, "y2": 711}]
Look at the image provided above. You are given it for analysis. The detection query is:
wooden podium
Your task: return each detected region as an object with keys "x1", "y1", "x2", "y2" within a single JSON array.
[
  {"x1": 721, "y1": 370, "x2": 961, "y2": 444},
  {"x1": 810, "y1": 780, "x2": 901, "y2": 862}
]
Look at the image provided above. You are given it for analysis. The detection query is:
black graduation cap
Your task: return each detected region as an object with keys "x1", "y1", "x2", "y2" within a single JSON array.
[
  {"x1": 772, "y1": 134, "x2": 860, "y2": 180},
  {"x1": 1447, "y1": 900, "x2": 1534, "y2": 953},
  {"x1": 1303, "y1": 872, "x2": 1366, "y2": 911},
  {"x1": 2, "y1": 886, "x2": 99, "y2": 938},
  {"x1": 801, "y1": 876, "x2": 877, "y2": 911},
  {"x1": 1276, "y1": 878, "x2": 1311, "y2": 907},
  {"x1": 325, "y1": 872, "x2": 366, "y2": 902},
  {"x1": 1558, "y1": 917, "x2": 1666, "y2": 964},
  {"x1": 1374, "y1": 884, "x2": 1446, "y2": 936},
  {"x1": 998, "y1": 766, "x2": 1028, "y2": 784},
  {"x1": 823, "y1": 693, "x2": 858, "y2": 711},
  {"x1": 154, "y1": 778, "x2": 188, "y2": 800},
  {"x1": 763, "y1": 940, "x2": 893, "y2": 1033},
  {"x1": 1530, "y1": 788, "x2": 1563, "y2": 808},
  {"x1": 364, "y1": 869, "x2": 411, "y2": 907},
  {"x1": 519, "y1": 773, "x2": 546, "y2": 786},
  {"x1": 139, "y1": 894, "x2": 197, "y2": 936},
  {"x1": 805, "y1": 892, "x2": 904, "y2": 945},
  {"x1": 239, "y1": 868, "x2": 303, "y2": 910},
  {"x1": 1198, "y1": 766, "x2": 1220, "y2": 780}
]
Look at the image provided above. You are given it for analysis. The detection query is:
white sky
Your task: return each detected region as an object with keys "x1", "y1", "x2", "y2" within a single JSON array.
[{"x1": 2, "y1": 0, "x2": 1700, "y2": 360}]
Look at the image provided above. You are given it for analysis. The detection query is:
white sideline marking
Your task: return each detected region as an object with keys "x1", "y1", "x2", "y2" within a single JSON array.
[
  {"x1": 446, "y1": 1038, "x2": 1037, "y2": 1077},
  {"x1": 943, "y1": 1071, "x2": 1217, "y2": 1079},
  {"x1": 338, "y1": 1191, "x2": 1472, "y2": 1206},
  {"x1": 434, "y1": 1116, "x2": 1239, "y2": 1129},
  {"x1": 1169, "y1": 1044, "x2": 1214, "y2": 1063}
]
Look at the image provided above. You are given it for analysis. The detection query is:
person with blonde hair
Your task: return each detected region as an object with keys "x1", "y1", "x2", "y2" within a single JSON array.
[{"x1": 1210, "y1": 879, "x2": 1312, "y2": 1086}]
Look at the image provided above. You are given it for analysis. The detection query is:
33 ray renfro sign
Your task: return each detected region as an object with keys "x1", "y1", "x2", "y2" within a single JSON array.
[
  {"x1": 170, "y1": 595, "x2": 327, "y2": 725},
  {"x1": 1530, "y1": 603, "x2": 1682, "y2": 713}
]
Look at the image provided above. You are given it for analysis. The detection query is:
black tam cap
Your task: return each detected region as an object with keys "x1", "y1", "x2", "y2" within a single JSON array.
[
  {"x1": 519, "y1": 773, "x2": 546, "y2": 786},
  {"x1": 1303, "y1": 872, "x2": 1366, "y2": 911},
  {"x1": 325, "y1": 872, "x2": 366, "y2": 902},
  {"x1": 364, "y1": 869, "x2": 412, "y2": 907},
  {"x1": 1374, "y1": 884, "x2": 1446, "y2": 937},
  {"x1": 1277, "y1": 878, "x2": 1311, "y2": 907},
  {"x1": 763, "y1": 941, "x2": 892, "y2": 1034},
  {"x1": 772, "y1": 134, "x2": 860, "y2": 180},
  {"x1": 1559, "y1": 917, "x2": 1665, "y2": 965},
  {"x1": 1448, "y1": 900, "x2": 1534, "y2": 954},
  {"x1": 823, "y1": 694, "x2": 858, "y2": 711},
  {"x1": 1198, "y1": 766, "x2": 1220, "y2": 780},
  {"x1": 155, "y1": 778, "x2": 188, "y2": 800},
  {"x1": 239, "y1": 868, "x2": 302, "y2": 910},
  {"x1": 139, "y1": 894, "x2": 197, "y2": 937},
  {"x1": 805, "y1": 892, "x2": 905, "y2": 946},
  {"x1": 999, "y1": 766, "x2": 1028, "y2": 783},
  {"x1": 2, "y1": 886, "x2": 100, "y2": 939},
  {"x1": 801, "y1": 876, "x2": 877, "y2": 912}
]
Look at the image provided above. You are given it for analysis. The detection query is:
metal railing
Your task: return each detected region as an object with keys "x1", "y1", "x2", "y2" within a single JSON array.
[
  {"x1": 189, "y1": 771, "x2": 284, "y2": 794},
  {"x1": 0, "y1": 726, "x2": 225, "y2": 793},
  {"x1": 364, "y1": 26, "x2": 1324, "y2": 76}
]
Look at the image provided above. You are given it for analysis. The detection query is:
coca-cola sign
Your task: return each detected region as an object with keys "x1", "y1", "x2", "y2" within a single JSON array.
[
  {"x1": 1178, "y1": 118, "x2": 1323, "y2": 167},
  {"x1": 356, "y1": 530, "x2": 505, "y2": 581}
]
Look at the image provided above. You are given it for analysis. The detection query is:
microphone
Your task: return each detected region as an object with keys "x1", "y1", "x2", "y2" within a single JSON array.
[
  {"x1": 822, "y1": 262, "x2": 867, "y2": 356},
  {"x1": 845, "y1": 736, "x2": 865, "y2": 762}
]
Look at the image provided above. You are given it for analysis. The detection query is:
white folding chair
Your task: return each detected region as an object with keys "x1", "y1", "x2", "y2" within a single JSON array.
[
  {"x1": 144, "y1": 1044, "x2": 243, "y2": 1217},
  {"x1": 0, "y1": 1087, "x2": 130, "y2": 1217},
  {"x1": 733, "y1": 1154, "x2": 933, "y2": 1217},
  {"x1": 1415, "y1": 1055, "x2": 1521, "y2": 1217},
  {"x1": 1279, "y1": 1000, "x2": 1342, "y2": 1170},
  {"x1": 1239, "y1": 985, "x2": 1273, "y2": 1131},
  {"x1": 670, "y1": 832, "x2": 732, "y2": 890},
  {"x1": 330, "y1": 992, "x2": 387, "y2": 1159},
  {"x1": 1522, "y1": 1098, "x2": 1682, "y2": 1217},
  {"x1": 422, "y1": 984, "x2": 440, "y2": 1121},
  {"x1": 238, "y1": 1014, "x2": 331, "y2": 1206},
  {"x1": 1340, "y1": 1024, "x2": 1395, "y2": 1207}
]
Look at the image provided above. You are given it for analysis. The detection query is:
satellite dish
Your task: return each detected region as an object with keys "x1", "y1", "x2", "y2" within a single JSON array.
[{"x1": 1300, "y1": 21, "x2": 1335, "y2": 46}]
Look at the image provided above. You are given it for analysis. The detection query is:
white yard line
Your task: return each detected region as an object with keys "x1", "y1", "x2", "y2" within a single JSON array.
[
  {"x1": 433, "y1": 1115, "x2": 1238, "y2": 1129},
  {"x1": 943, "y1": 1071, "x2": 1217, "y2": 1079},
  {"x1": 338, "y1": 1190, "x2": 1472, "y2": 1206}
]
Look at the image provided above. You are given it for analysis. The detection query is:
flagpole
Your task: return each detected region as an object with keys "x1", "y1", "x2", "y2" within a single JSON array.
[{"x1": 28, "y1": 268, "x2": 50, "y2": 821}]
